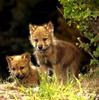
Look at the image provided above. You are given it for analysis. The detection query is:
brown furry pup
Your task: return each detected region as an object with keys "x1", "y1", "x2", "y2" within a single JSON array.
[
  {"x1": 29, "y1": 22, "x2": 81, "y2": 85},
  {"x1": 6, "y1": 52, "x2": 40, "y2": 87}
]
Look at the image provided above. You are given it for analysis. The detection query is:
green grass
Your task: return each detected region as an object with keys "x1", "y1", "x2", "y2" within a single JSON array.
[
  {"x1": 0, "y1": 73, "x2": 98, "y2": 100},
  {"x1": 17, "y1": 75, "x2": 96, "y2": 100}
]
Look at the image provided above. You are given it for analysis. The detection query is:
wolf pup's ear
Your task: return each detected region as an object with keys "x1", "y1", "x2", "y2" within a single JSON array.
[
  {"x1": 6, "y1": 56, "x2": 13, "y2": 66},
  {"x1": 29, "y1": 24, "x2": 37, "y2": 34},
  {"x1": 22, "y1": 52, "x2": 31, "y2": 61},
  {"x1": 47, "y1": 21, "x2": 54, "y2": 33}
]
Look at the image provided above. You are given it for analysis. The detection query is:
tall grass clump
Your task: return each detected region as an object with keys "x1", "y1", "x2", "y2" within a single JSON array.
[{"x1": 18, "y1": 75, "x2": 96, "y2": 100}]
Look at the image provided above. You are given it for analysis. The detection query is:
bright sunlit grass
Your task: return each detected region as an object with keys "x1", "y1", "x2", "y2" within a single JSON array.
[
  {"x1": 0, "y1": 71, "x2": 98, "y2": 100},
  {"x1": 17, "y1": 74, "x2": 96, "y2": 100}
]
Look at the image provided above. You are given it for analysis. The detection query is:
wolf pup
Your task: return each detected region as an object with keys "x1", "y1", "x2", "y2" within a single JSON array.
[
  {"x1": 6, "y1": 52, "x2": 40, "y2": 87},
  {"x1": 29, "y1": 22, "x2": 81, "y2": 84}
]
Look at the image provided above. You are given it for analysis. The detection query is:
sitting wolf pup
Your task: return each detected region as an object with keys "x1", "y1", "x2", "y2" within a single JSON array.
[
  {"x1": 29, "y1": 22, "x2": 81, "y2": 84},
  {"x1": 6, "y1": 52, "x2": 40, "y2": 87}
]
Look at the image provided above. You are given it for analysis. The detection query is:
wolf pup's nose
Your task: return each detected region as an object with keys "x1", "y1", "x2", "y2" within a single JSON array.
[
  {"x1": 16, "y1": 74, "x2": 20, "y2": 79},
  {"x1": 38, "y1": 45, "x2": 43, "y2": 50}
]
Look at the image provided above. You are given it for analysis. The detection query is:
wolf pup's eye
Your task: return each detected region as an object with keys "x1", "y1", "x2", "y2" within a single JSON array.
[
  {"x1": 34, "y1": 39, "x2": 38, "y2": 42},
  {"x1": 12, "y1": 68, "x2": 15, "y2": 71},
  {"x1": 20, "y1": 66, "x2": 24, "y2": 70},
  {"x1": 43, "y1": 38, "x2": 47, "y2": 41}
]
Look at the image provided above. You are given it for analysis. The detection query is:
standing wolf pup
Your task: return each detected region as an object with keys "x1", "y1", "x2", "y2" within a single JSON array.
[
  {"x1": 6, "y1": 52, "x2": 40, "y2": 87},
  {"x1": 29, "y1": 22, "x2": 81, "y2": 84}
]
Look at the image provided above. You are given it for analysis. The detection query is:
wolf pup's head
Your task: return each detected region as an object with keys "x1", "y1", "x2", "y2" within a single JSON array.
[
  {"x1": 6, "y1": 52, "x2": 31, "y2": 80},
  {"x1": 29, "y1": 21, "x2": 54, "y2": 52}
]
